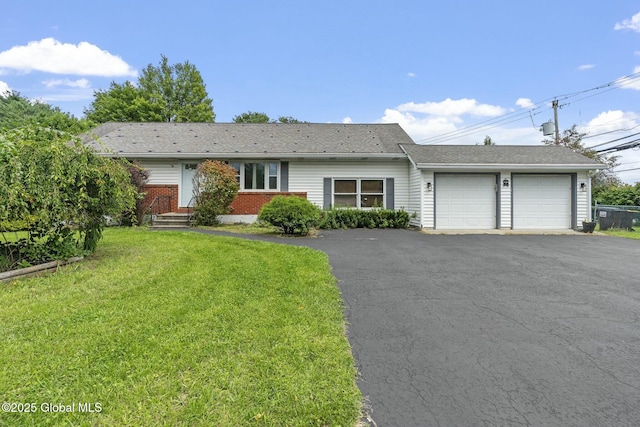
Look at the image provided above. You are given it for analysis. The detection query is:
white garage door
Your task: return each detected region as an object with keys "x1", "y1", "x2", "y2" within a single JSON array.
[
  {"x1": 435, "y1": 174, "x2": 496, "y2": 229},
  {"x1": 513, "y1": 174, "x2": 571, "y2": 229}
]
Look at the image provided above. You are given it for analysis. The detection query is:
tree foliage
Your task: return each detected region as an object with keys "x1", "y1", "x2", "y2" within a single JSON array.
[
  {"x1": 0, "y1": 126, "x2": 137, "y2": 271},
  {"x1": 192, "y1": 161, "x2": 239, "y2": 226},
  {"x1": 84, "y1": 81, "x2": 163, "y2": 123},
  {"x1": 233, "y1": 111, "x2": 270, "y2": 123},
  {"x1": 592, "y1": 183, "x2": 640, "y2": 206},
  {"x1": 0, "y1": 91, "x2": 92, "y2": 134},
  {"x1": 121, "y1": 162, "x2": 150, "y2": 226},
  {"x1": 543, "y1": 124, "x2": 620, "y2": 189},
  {"x1": 233, "y1": 111, "x2": 308, "y2": 124},
  {"x1": 85, "y1": 55, "x2": 215, "y2": 124}
]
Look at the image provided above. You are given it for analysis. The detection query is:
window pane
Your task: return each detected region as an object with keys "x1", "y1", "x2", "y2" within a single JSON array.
[
  {"x1": 361, "y1": 179, "x2": 383, "y2": 193},
  {"x1": 334, "y1": 180, "x2": 356, "y2": 193},
  {"x1": 231, "y1": 162, "x2": 241, "y2": 184},
  {"x1": 244, "y1": 163, "x2": 253, "y2": 189},
  {"x1": 361, "y1": 195, "x2": 383, "y2": 208},
  {"x1": 269, "y1": 162, "x2": 278, "y2": 176},
  {"x1": 335, "y1": 195, "x2": 357, "y2": 207},
  {"x1": 256, "y1": 163, "x2": 265, "y2": 189},
  {"x1": 269, "y1": 176, "x2": 278, "y2": 189}
]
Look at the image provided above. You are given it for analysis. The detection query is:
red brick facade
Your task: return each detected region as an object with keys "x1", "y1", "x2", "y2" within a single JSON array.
[
  {"x1": 143, "y1": 185, "x2": 178, "y2": 214},
  {"x1": 142, "y1": 187, "x2": 308, "y2": 215},
  {"x1": 228, "y1": 192, "x2": 308, "y2": 215}
]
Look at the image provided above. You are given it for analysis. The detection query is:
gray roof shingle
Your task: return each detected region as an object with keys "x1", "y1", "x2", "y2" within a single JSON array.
[
  {"x1": 400, "y1": 144, "x2": 603, "y2": 166},
  {"x1": 83, "y1": 122, "x2": 415, "y2": 158}
]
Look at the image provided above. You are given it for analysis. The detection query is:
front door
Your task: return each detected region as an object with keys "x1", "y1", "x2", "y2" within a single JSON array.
[{"x1": 180, "y1": 163, "x2": 198, "y2": 207}]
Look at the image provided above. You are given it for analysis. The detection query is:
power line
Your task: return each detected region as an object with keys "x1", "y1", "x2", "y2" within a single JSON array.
[
  {"x1": 596, "y1": 138, "x2": 640, "y2": 154},
  {"x1": 583, "y1": 124, "x2": 640, "y2": 139},
  {"x1": 416, "y1": 70, "x2": 640, "y2": 145},
  {"x1": 587, "y1": 131, "x2": 640, "y2": 149}
]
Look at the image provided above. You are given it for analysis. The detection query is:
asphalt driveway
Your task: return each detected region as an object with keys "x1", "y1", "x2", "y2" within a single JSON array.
[{"x1": 192, "y1": 228, "x2": 640, "y2": 426}]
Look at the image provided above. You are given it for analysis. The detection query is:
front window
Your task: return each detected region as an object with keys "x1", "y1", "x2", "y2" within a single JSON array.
[
  {"x1": 229, "y1": 161, "x2": 279, "y2": 191},
  {"x1": 334, "y1": 179, "x2": 384, "y2": 208}
]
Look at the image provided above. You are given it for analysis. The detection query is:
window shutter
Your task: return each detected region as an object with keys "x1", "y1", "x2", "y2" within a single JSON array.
[
  {"x1": 386, "y1": 178, "x2": 395, "y2": 209},
  {"x1": 323, "y1": 178, "x2": 332, "y2": 209},
  {"x1": 280, "y1": 162, "x2": 289, "y2": 191}
]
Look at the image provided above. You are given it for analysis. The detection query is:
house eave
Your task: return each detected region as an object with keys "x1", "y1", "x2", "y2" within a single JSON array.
[
  {"x1": 414, "y1": 163, "x2": 605, "y2": 171},
  {"x1": 99, "y1": 151, "x2": 407, "y2": 161}
]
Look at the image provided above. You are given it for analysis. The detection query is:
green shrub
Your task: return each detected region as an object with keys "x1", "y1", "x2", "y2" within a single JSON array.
[
  {"x1": 192, "y1": 160, "x2": 240, "y2": 226},
  {"x1": 258, "y1": 195, "x2": 320, "y2": 235},
  {"x1": 0, "y1": 126, "x2": 136, "y2": 271},
  {"x1": 318, "y1": 208, "x2": 412, "y2": 229}
]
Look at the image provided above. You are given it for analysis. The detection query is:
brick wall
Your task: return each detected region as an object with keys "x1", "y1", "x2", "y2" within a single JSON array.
[
  {"x1": 143, "y1": 185, "x2": 178, "y2": 214},
  {"x1": 145, "y1": 188, "x2": 307, "y2": 215},
  {"x1": 230, "y1": 192, "x2": 308, "y2": 215}
]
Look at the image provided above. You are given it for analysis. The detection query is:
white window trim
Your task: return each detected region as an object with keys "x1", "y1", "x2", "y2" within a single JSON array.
[
  {"x1": 230, "y1": 161, "x2": 280, "y2": 192},
  {"x1": 333, "y1": 178, "x2": 385, "y2": 209}
]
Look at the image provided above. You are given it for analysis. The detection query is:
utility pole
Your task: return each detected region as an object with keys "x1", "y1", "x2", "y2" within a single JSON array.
[{"x1": 552, "y1": 99, "x2": 560, "y2": 145}]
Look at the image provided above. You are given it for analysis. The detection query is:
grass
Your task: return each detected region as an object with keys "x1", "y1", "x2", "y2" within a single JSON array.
[
  {"x1": 196, "y1": 222, "x2": 280, "y2": 235},
  {"x1": 599, "y1": 226, "x2": 640, "y2": 240},
  {"x1": 0, "y1": 228, "x2": 361, "y2": 426}
]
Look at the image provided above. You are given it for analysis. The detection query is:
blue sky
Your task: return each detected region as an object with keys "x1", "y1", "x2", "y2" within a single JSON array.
[{"x1": 2, "y1": 1, "x2": 640, "y2": 183}]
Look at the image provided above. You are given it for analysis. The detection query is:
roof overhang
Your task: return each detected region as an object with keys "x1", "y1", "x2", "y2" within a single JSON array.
[
  {"x1": 98, "y1": 151, "x2": 407, "y2": 161},
  {"x1": 414, "y1": 163, "x2": 605, "y2": 172}
]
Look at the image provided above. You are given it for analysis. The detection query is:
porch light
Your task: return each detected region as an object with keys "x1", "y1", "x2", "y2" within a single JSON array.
[
  {"x1": 502, "y1": 179, "x2": 509, "y2": 188},
  {"x1": 580, "y1": 182, "x2": 586, "y2": 191},
  {"x1": 426, "y1": 182, "x2": 432, "y2": 191}
]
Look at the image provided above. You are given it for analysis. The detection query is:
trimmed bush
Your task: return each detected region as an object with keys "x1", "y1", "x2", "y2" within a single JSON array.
[
  {"x1": 192, "y1": 160, "x2": 239, "y2": 226},
  {"x1": 258, "y1": 195, "x2": 320, "y2": 235},
  {"x1": 318, "y1": 208, "x2": 412, "y2": 229}
]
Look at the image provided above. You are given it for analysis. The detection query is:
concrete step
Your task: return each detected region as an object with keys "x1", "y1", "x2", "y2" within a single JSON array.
[{"x1": 151, "y1": 213, "x2": 192, "y2": 228}]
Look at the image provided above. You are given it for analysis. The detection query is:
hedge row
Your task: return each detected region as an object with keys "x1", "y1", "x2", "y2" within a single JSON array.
[
  {"x1": 318, "y1": 207, "x2": 412, "y2": 229},
  {"x1": 257, "y1": 195, "x2": 413, "y2": 235}
]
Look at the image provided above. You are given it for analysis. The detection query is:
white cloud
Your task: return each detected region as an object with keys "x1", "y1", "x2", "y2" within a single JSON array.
[
  {"x1": 42, "y1": 78, "x2": 91, "y2": 89},
  {"x1": 515, "y1": 98, "x2": 534, "y2": 109},
  {"x1": 342, "y1": 116, "x2": 353, "y2": 124},
  {"x1": 397, "y1": 98, "x2": 505, "y2": 118},
  {"x1": 581, "y1": 110, "x2": 640, "y2": 139},
  {"x1": 0, "y1": 80, "x2": 9, "y2": 95},
  {"x1": 407, "y1": 72, "x2": 416, "y2": 78},
  {"x1": 0, "y1": 38, "x2": 137, "y2": 77},
  {"x1": 578, "y1": 64, "x2": 595, "y2": 71},
  {"x1": 614, "y1": 12, "x2": 640, "y2": 32},
  {"x1": 579, "y1": 110, "x2": 640, "y2": 184},
  {"x1": 616, "y1": 66, "x2": 640, "y2": 90},
  {"x1": 380, "y1": 98, "x2": 543, "y2": 145},
  {"x1": 40, "y1": 90, "x2": 94, "y2": 102}
]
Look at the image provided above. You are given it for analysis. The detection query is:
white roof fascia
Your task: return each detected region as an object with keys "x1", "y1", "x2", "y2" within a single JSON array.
[
  {"x1": 100, "y1": 152, "x2": 407, "y2": 160},
  {"x1": 414, "y1": 163, "x2": 605, "y2": 171}
]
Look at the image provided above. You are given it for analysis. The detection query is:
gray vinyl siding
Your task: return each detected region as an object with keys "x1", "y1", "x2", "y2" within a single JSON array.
[{"x1": 289, "y1": 161, "x2": 410, "y2": 210}]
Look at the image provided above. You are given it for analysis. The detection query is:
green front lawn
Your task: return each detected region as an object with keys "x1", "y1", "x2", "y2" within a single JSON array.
[
  {"x1": 0, "y1": 228, "x2": 361, "y2": 426},
  {"x1": 599, "y1": 227, "x2": 640, "y2": 240}
]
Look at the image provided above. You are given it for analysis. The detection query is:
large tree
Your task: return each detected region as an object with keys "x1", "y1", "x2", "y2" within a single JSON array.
[
  {"x1": 0, "y1": 91, "x2": 91, "y2": 134},
  {"x1": 83, "y1": 81, "x2": 163, "y2": 123},
  {"x1": 233, "y1": 111, "x2": 270, "y2": 123},
  {"x1": 85, "y1": 55, "x2": 215, "y2": 123},
  {"x1": 232, "y1": 111, "x2": 308, "y2": 124},
  {"x1": 543, "y1": 124, "x2": 620, "y2": 189}
]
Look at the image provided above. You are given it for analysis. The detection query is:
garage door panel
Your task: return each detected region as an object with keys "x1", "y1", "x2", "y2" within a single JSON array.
[
  {"x1": 436, "y1": 174, "x2": 496, "y2": 229},
  {"x1": 513, "y1": 175, "x2": 571, "y2": 229}
]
